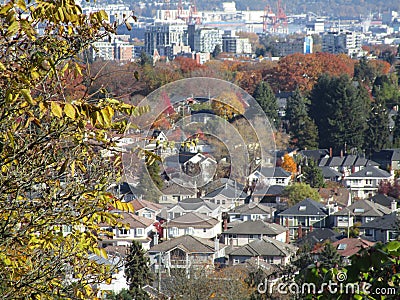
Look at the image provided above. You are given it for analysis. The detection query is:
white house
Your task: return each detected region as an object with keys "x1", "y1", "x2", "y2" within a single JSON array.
[
  {"x1": 162, "y1": 212, "x2": 222, "y2": 239},
  {"x1": 248, "y1": 167, "x2": 292, "y2": 188},
  {"x1": 228, "y1": 202, "x2": 276, "y2": 223},
  {"x1": 165, "y1": 197, "x2": 222, "y2": 220},
  {"x1": 99, "y1": 212, "x2": 154, "y2": 250},
  {"x1": 344, "y1": 166, "x2": 393, "y2": 199}
]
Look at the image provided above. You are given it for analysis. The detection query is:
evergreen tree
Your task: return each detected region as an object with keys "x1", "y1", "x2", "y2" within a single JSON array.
[
  {"x1": 393, "y1": 113, "x2": 400, "y2": 147},
  {"x1": 212, "y1": 44, "x2": 221, "y2": 58},
  {"x1": 309, "y1": 74, "x2": 369, "y2": 154},
  {"x1": 140, "y1": 50, "x2": 153, "y2": 66},
  {"x1": 319, "y1": 242, "x2": 342, "y2": 268},
  {"x1": 364, "y1": 96, "x2": 390, "y2": 157},
  {"x1": 302, "y1": 160, "x2": 325, "y2": 188},
  {"x1": 137, "y1": 162, "x2": 162, "y2": 202},
  {"x1": 253, "y1": 81, "x2": 279, "y2": 128},
  {"x1": 125, "y1": 241, "x2": 153, "y2": 300},
  {"x1": 286, "y1": 88, "x2": 318, "y2": 149}
]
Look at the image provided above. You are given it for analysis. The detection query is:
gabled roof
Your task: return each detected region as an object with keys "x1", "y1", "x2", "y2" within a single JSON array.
[
  {"x1": 129, "y1": 199, "x2": 163, "y2": 212},
  {"x1": 161, "y1": 183, "x2": 196, "y2": 195},
  {"x1": 229, "y1": 236, "x2": 297, "y2": 257},
  {"x1": 333, "y1": 199, "x2": 392, "y2": 217},
  {"x1": 318, "y1": 188, "x2": 350, "y2": 208},
  {"x1": 370, "y1": 194, "x2": 398, "y2": 208},
  {"x1": 346, "y1": 166, "x2": 391, "y2": 178},
  {"x1": 203, "y1": 185, "x2": 247, "y2": 199},
  {"x1": 228, "y1": 203, "x2": 275, "y2": 215},
  {"x1": 162, "y1": 212, "x2": 220, "y2": 228},
  {"x1": 296, "y1": 228, "x2": 339, "y2": 247},
  {"x1": 223, "y1": 220, "x2": 286, "y2": 236},
  {"x1": 149, "y1": 235, "x2": 216, "y2": 253},
  {"x1": 331, "y1": 238, "x2": 375, "y2": 257},
  {"x1": 318, "y1": 166, "x2": 342, "y2": 178},
  {"x1": 279, "y1": 198, "x2": 327, "y2": 217},
  {"x1": 100, "y1": 212, "x2": 154, "y2": 228},
  {"x1": 176, "y1": 197, "x2": 220, "y2": 211},
  {"x1": 372, "y1": 149, "x2": 400, "y2": 162},
  {"x1": 256, "y1": 167, "x2": 291, "y2": 178},
  {"x1": 298, "y1": 149, "x2": 330, "y2": 161},
  {"x1": 359, "y1": 212, "x2": 400, "y2": 230}
]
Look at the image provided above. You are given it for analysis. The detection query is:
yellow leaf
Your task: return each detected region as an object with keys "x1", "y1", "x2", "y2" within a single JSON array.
[
  {"x1": 0, "y1": 62, "x2": 5, "y2": 71},
  {"x1": 21, "y1": 89, "x2": 36, "y2": 105},
  {"x1": 51, "y1": 101, "x2": 63, "y2": 118},
  {"x1": 64, "y1": 103, "x2": 76, "y2": 120},
  {"x1": 100, "y1": 248, "x2": 108, "y2": 259}
]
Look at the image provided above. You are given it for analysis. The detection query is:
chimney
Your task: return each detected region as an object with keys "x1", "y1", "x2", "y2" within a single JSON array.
[
  {"x1": 285, "y1": 229, "x2": 290, "y2": 244},
  {"x1": 391, "y1": 200, "x2": 398, "y2": 212},
  {"x1": 340, "y1": 150, "x2": 343, "y2": 158},
  {"x1": 223, "y1": 218, "x2": 228, "y2": 231},
  {"x1": 298, "y1": 224, "x2": 303, "y2": 239},
  {"x1": 309, "y1": 225, "x2": 313, "y2": 232},
  {"x1": 154, "y1": 232, "x2": 159, "y2": 245},
  {"x1": 329, "y1": 147, "x2": 332, "y2": 157}
]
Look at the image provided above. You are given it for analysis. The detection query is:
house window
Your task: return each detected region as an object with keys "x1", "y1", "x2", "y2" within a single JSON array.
[
  {"x1": 354, "y1": 208, "x2": 364, "y2": 213},
  {"x1": 142, "y1": 212, "x2": 152, "y2": 219},
  {"x1": 185, "y1": 227, "x2": 194, "y2": 235},
  {"x1": 338, "y1": 216, "x2": 348, "y2": 222},
  {"x1": 169, "y1": 227, "x2": 179, "y2": 237},
  {"x1": 365, "y1": 179, "x2": 373, "y2": 185},
  {"x1": 233, "y1": 259, "x2": 240, "y2": 265},
  {"x1": 228, "y1": 234, "x2": 237, "y2": 239},
  {"x1": 203, "y1": 228, "x2": 207, "y2": 232},
  {"x1": 222, "y1": 200, "x2": 226, "y2": 205},
  {"x1": 62, "y1": 225, "x2": 73, "y2": 233},
  {"x1": 337, "y1": 243, "x2": 347, "y2": 250},
  {"x1": 136, "y1": 228, "x2": 144, "y2": 237},
  {"x1": 275, "y1": 178, "x2": 285, "y2": 184},
  {"x1": 298, "y1": 206, "x2": 307, "y2": 211},
  {"x1": 365, "y1": 229, "x2": 373, "y2": 237},
  {"x1": 174, "y1": 212, "x2": 181, "y2": 218},
  {"x1": 119, "y1": 228, "x2": 129, "y2": 235}
]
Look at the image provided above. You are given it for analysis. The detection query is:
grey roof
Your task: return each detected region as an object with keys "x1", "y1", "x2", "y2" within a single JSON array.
[
  {"x1": 149, "y1": 235, "x2": 216, "y2": 253},
  {"x1": 265, "y1": 185, "x2": 285, "y2": 195},
  {"x1": 177, "y1": 198, "x2": 219, "y2": 211},
  {"x1": 279, "y1": 198, "x2": 327, "y2": 217},
  {"x1": 370, "y1": 194, "x2": 399, "y2": 208},
  {"x1": 354, "y1": 157, "x2": 379, "y2": 167},
  {"x1": 161, "y1": 184, "x2": 196, "y2": 195},
  {"x1": 223, "y1": 220, "x2": 286, "y2": 236},
  {"x1": 372, "y1": 149, "x2": 400, "y2": 162},
  {"x1": 228, "y1": 203, "x2": 275, "y2": 215},
  {"x1": 318, "y1": 166, "x2": 342, "y2": 178},
  {"x1": 229, "y1": 236, "x2": 297, "y2": 257},
  {"x1": 342, "y1": 155, "x2": 358, "y2": 167},
  {"x1": 334, "y1": 199, "x2": 392, "y2": 217},
  {"x1": 162, "y1": 212, "x2": 220, "y2": 228},
  {"x1": 296, "y1": 228, "x2": 339, "y2": 247},
  {"x1": 204, "y1": 185, "x2": 247, "y2": 199},
  {"x1": 258, "y1": 167, "x2": 291, "y2": 178},
  {"x1": 298, "y1": 149, "x2": 330, "y2": 161},
  {"x1": 346, "y1": 166, "x2": 391, "y2": 178},
  {"x1": 360, "y1": 212, "x2": 400, "y2": 230}
]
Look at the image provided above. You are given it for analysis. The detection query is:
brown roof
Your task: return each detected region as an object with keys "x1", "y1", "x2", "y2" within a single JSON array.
[
  {"x1": 161, "y1": 184, "x2": 196, "y2": 195},
  {"x1": 162, "y1": 212, "x2": 220, "y2": 229},
  {"x1": 99, "y1": 212, "x2": 154, "y2": 228},
  {"x1": 149, "y1": 235, "x2": 216, "y2": 253},
  {"x1": 318, "y1": 188, "x2": 350, "y2": 207},
  {"x1": 331, "y1": 238, "x2": 375, "y2": 257},
  {"x1": 129, "y1": 199, "x2": 163, "y2": 212}
]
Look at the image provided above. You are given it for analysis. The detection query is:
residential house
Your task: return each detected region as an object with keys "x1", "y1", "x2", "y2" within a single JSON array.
[
  {"x1": 278, "y1": 198, "x2": 329, "y2": 239},
  {"x1": 228, "y1": 203, "x2": 276, "y2": 223},
  {"x1": 318, "y1": 188, "x2": 350, "y2": 209},
  {"x1": 331, "y1": 238, "x2": 375, "y2": 263},
  {"x1": 162, "y1": 212, "x2": 222, "y2": 239},
  {"x1": 203, "y1": 184, "x2": 248, "y2": 211},
  {"x1": 160, "y1": 183, "x2": 197, "y2": 204},
  {"x1": 370, "y1": 193, "x2": 400, "y2": 210},
  {"x1": 165, "y1": 197, "x2": 222, "y2": 220},
  {"x1": 183, "y1": 152, "x2": 217, "y2": 185},
  {"x1": 248, "y1": 167, "x2": 292, "y2": 190},
  {"x1": 360, "y1": 212, "x2": 400, "y2": 243},
  {"x1": 227, "y1": 236, "x2": 298, "y2": 266},
  {"x1": 371, "y1": 149, "x2": 400, "y2": 172},
  {"x1": 318, "y1": 166, "x2": 343, "y2": 182},
  {"x1": 222, "y1": 220, "x2": 288, "y2": 246},
  {"x1": 297, "y1": 149, "x2": 330, "y2": 163},
  {"x1": 332, "y1": 199, "x2": 392, "y2": 231},
  {"x1": 343, "y1": 166, "x2": 393, "y2": 199},
  {"x1": 99, "y1": 212, "x2": 154, "y2": 250},
  {"x1": 296, "y1": 228, "x2": 340, "y2": 249},
  {"x1": 129, "y1": 198, "x2": 163, "y2": 221},
  {"x1": 318, "y1": 155, "x2": 380, "y2": 177},
  {"x1": 148, "y1": 235, "x2": 225, "y2": 271}
]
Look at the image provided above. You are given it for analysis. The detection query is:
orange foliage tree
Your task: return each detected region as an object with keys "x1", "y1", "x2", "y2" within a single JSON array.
[
  {"x1": 281, "y1": 153, "x2": 297, "y2": 179},
  {"x1": 270, "y1": 53, "x2": 355, "y2": 93}
]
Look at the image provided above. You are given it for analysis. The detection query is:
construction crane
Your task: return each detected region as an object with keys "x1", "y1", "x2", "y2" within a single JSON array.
[
  {"x1": 262, "y1": 5, "x2": 275, "y2": 33},
  {"x1": 274, "y1": 0, "x2": 288, "y2": 33},
  {"x1": 189, "y1": 0, "x2": 201, "y2": 25}
]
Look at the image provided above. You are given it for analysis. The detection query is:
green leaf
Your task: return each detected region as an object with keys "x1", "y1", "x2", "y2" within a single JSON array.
[
  {"x1": 21, "y1": 89, "x2": 36, "y2": 105},
  {"x1": 51, "y1": 102, "x2": 63, "y2": 118}
]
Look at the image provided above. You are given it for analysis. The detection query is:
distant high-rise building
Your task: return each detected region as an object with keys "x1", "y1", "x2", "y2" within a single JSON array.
[
  {"x1": 322, "y1": 30, "x2": 363, "y2": 57},
  {"x1": 187, "y1": 25, "x2": 223, "y2": 53},
  {"x1": 222, "y1": 30, "x2": 252, "y2": 54},
  {"x1": 271, "y1": 36, "x2": 313, "y2": 56},
  {"x1": 145, "y1": 20, "x2": 188, "y2": 59}
]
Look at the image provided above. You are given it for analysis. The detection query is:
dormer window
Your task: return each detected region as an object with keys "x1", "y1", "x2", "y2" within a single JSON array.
[
  {"x1": 299, "y1": 206, "x2": 307, "y2": 211},
  {"x1": 354, "y1": 208, "x2": 364, "y2": 213},
  {"x1": 337, "y1": 243, "x2": 347, "y2": 250}
]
